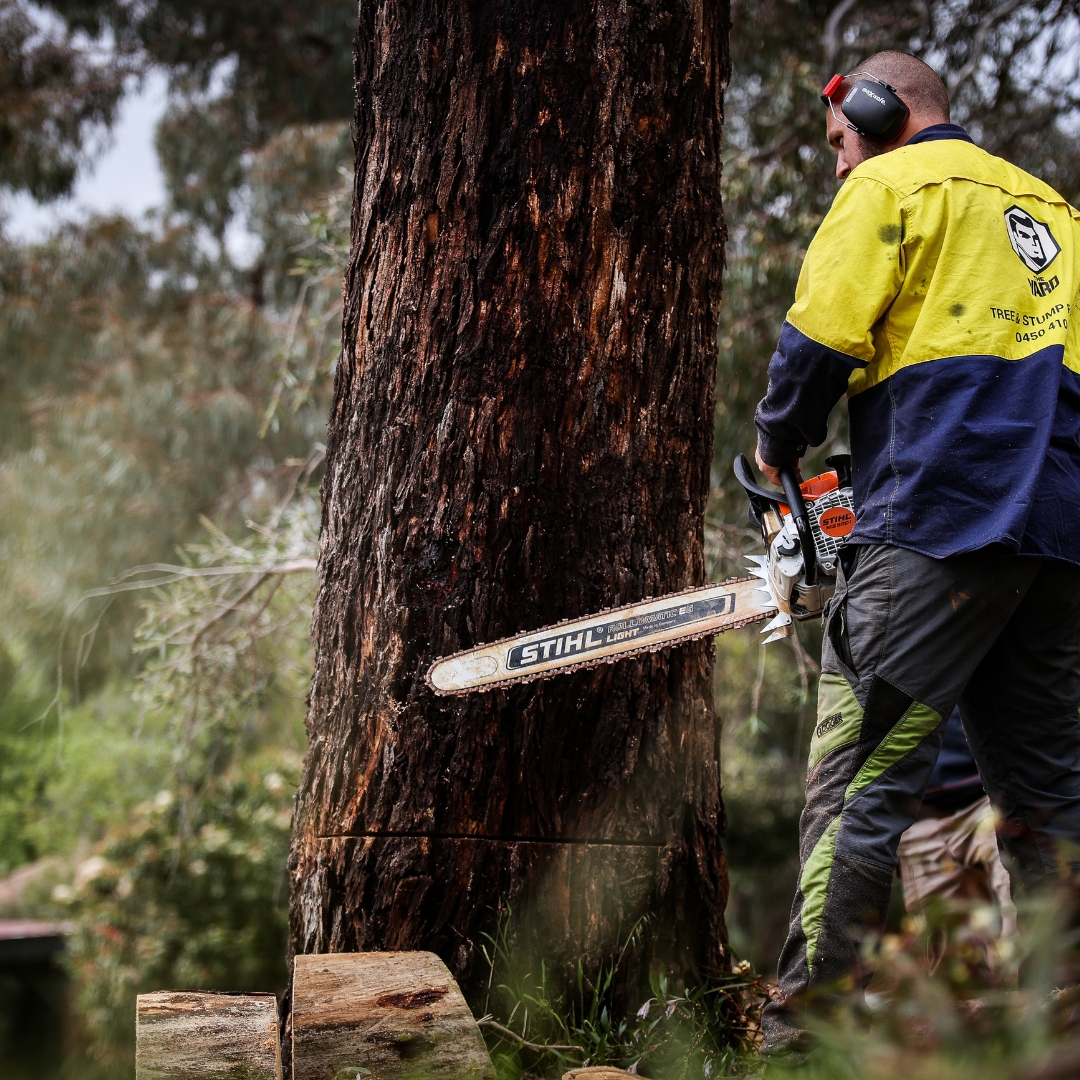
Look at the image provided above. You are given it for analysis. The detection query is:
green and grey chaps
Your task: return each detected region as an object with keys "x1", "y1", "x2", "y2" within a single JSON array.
[{"x1": 761, "y1": 543, "x2": 1080, "y2": 1046}]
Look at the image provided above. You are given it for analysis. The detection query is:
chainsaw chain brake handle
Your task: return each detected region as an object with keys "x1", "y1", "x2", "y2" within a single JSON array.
[
  {"x1": 733, "y1": 452, "x2": 782, "y2": 505},
  {"x1": 732, "y1": 453, "x2": 819, "y2": 587},
  {"x1": 779, "y1": 464, "x2": 818, "y2": 587}
]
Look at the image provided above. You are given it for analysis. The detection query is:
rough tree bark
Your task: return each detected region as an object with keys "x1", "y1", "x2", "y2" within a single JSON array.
[{"x1": 289, "y1": 0, "x2": 731, "y2": 1013}]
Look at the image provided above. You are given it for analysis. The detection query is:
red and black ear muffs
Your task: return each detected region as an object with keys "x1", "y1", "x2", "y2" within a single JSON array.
[{"x1": 820, "y1": 72, "x2": 910, "y2": 142}]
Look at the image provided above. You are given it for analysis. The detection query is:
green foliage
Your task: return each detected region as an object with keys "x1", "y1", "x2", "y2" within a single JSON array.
[
  {"x1": 0, "y1": 494, "x2": 315, "y2": 1077},
  {"x1": 0, "y1": 645, "x2": 57, "y2": 876},
  {"x1": 247, "y1": 121, "x2": 352, "y2": 308},
  {"x1": 0, "y1": 499, "x2": 314, "y2": 1075},
  {"x1": 58, "y1": 753, "x2": 299, "y2": 1078},
  {"x1": 0, "y1": 107, "x2": 342, "y2": 1074},
  {"x1": 44, "y1": 0, "x2": 356, "y2": 128},
  {"x1": 155, "y1": 94, "x2": 254, "y2": 239},
  {"x1": 27, "y1": 474, "x2": 316, "y2": 1072},
  {"x1": 0, "y1": 131, "x2": 347, "y2": 687},
  {"x1": 126, "y1": 493, "x2": 318, "y2": 787},
  {"x1": 0, "y1": 685, "x2": 168, "y2": 878}
]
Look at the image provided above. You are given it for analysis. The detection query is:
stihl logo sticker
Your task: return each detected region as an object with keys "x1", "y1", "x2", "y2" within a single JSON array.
[
  {"x1": 818, "y1": 506, "x2": 855, "y2": 538},
  {"x1": 506, "y1": 593, "x2": 737, "y2": 670},
  {"x1": 1005, "y1": 206, "x2": 1060, "y2": 274}
]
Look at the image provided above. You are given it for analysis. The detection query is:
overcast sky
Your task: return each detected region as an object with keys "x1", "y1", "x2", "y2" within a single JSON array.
[{"x1": 2, "y1": 71, "x2": 169, "y2": 242}]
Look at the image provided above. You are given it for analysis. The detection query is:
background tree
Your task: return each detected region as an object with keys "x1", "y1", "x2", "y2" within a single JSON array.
[
  {"x1": 37, "y1": 0, "x2": 356, "y2": 237},
  {"x1": 0, "y1": 0, "x2": 127, "y2": 201},
  {"x1": 288, "y1": 0, "x2": 731, "y2": 1014}
]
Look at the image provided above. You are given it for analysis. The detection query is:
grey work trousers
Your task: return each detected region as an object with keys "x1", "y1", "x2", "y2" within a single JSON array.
[{"x1": 761, "y1": 543, "x2": 1080, "y2": 1047}]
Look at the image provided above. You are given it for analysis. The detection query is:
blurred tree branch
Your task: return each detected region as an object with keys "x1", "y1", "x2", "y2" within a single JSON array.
[{"x1": 0, "y1": 0, "x2": 129, "y2": 200}]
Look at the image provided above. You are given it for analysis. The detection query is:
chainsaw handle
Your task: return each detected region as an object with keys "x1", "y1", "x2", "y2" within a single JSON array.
[
  {"x1": 734, "y1": 453, "x2": 782, "y2": 504},
  {"x1": 779, "y1": 464, "x2": 818, "y2": 587}
]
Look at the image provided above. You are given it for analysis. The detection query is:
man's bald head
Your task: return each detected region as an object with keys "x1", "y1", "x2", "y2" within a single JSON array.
[
  {"x1": 825, "y1": 51, "x2": 951, "y2": 179},
  {"x1": 847, "y1": 51, "x2": 950, "y2": 125}
]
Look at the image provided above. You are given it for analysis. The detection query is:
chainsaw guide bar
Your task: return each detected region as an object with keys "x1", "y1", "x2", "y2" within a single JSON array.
[{"x1": 426, "y1": 577, "x2": 778, "y2": 696}]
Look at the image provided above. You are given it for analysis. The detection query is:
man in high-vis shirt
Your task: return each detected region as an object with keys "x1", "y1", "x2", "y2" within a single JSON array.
[{"x1": 755, "y1": 50, "x2": 1080, "y2": 1050}]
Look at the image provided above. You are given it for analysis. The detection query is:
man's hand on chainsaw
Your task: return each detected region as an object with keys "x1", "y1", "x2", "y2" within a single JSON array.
[{"x1": 755, "y1": 446, "x2": 801, "y2": 488}]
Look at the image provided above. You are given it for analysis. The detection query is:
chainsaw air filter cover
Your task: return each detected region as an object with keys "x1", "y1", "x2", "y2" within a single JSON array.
[
  {"x1": 807, "y1": 485, "x2": 856, "y2": 559},
  {"x1": 777, "y1": 470, "x2": 856, "y2": 563}
]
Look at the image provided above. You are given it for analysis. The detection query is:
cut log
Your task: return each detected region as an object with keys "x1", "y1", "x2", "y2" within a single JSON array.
[
  {"x1": 562, "y1": 1070, "x2": 638, "y2": 1080},
  {"x1": 135, "y1": 991, "x2": 281, "y2": 1080},
  {"x1": 291, "y1": 952, "x2": 494, "y2": 1080}
]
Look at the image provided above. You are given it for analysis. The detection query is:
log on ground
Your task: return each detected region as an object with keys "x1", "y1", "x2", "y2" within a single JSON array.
[
  {"x1": 291, "y1": 951, "x2": 494, "y2": 1080},
  {"x1": 135, "y1": 991, "x2": 281, "y2": 1080},
  {"x1": 563, "y1": 1070, "x2": 638, "y2": 1080}
]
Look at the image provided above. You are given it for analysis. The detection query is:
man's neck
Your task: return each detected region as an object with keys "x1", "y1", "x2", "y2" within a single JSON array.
[
  {"x1": 904, "y1": 123, "x2": 973, "y2": 147},
  {"x1": 892, "y1": 113, "x2": 950, "y2": 148}
]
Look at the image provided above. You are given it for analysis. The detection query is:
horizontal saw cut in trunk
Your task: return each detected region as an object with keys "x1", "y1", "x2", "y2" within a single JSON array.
[{"x1": 288, "y1": 0, "x2": 733, "y2": 1016}]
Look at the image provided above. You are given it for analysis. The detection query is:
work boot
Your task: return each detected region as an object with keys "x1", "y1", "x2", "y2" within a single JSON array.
[{"x1": 758, "y1": 1002, "x2": 811, "y2": 1066}]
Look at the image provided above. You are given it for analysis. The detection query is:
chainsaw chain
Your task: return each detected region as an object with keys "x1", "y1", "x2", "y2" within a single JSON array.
[{"x1": 425, "y1": 576, "x2": 775, "y2": 697}]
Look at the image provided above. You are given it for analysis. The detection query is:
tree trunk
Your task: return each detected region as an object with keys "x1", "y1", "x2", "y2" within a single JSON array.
[{"x1": 289, "y1": 0, "x2": 731, "y2": 1015}]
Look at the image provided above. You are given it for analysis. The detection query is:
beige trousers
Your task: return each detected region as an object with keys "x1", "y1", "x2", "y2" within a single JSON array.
[{"x1": 897, "y1": 795, "x2": 1016, "y2": 938}]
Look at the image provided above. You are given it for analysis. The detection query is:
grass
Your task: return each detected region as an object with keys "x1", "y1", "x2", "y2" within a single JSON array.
[
  {"x1": 477, "y1": 914, "x2": 768, "y2": 1079},
  {"x1": 476, "y1": 892, "x2": 1080, "y2": 1080}
]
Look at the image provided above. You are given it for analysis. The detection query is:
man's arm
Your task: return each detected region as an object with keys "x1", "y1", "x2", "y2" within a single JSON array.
[
  {"x1": 755, "y1": 326, "x2": 865, "y2": 484},
  {"x1": 755, "y1": 175, "x2": 906, "y2": 483}
]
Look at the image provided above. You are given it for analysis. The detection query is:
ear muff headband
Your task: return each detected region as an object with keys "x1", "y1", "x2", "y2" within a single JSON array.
[{"x1": 820, "y1": 71, "x2": 910, "y2": 141}]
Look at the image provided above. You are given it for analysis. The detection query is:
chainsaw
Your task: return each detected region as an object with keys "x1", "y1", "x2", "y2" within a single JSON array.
[{"x1": 426, "y1": 454, "x2": 856, "y2": 696}]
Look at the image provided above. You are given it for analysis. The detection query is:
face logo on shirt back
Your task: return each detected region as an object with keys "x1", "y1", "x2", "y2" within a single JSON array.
[{"x1": 1004, "y1": 205, "x2": 1061, "y2": 274}]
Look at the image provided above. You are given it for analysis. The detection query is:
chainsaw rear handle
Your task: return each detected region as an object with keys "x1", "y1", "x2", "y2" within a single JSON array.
[{"x1": 779, "y1": 464, "x2": 818, "y2": 587}]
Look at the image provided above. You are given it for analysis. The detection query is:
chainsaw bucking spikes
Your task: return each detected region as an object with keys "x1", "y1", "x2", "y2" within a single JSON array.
[
  {"x1": 745, "y1": 555, "x2": 770, "y2": 581},
  {"x1": 761, "y1": 611, "x2": 794, "y2": 643}
]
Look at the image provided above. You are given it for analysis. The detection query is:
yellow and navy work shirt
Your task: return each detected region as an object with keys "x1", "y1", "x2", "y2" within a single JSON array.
[{"x1": 755, "y1": 124, "x2": 1080, "y2": 563}]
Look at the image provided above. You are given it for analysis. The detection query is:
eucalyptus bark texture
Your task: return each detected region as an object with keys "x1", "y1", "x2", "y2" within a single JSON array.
[{"x1": 289, "y1": 0, "x2": 731, "y2": 1010}]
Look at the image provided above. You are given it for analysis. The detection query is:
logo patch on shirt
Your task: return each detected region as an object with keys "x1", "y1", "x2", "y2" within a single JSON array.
[{"x1": 1004, "y1": 205, "x2": 1061, "y2": 274}]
